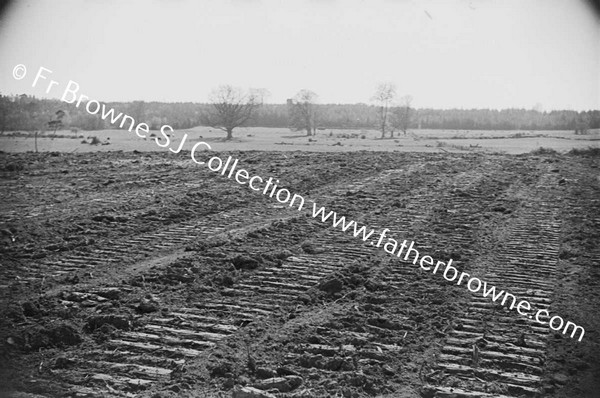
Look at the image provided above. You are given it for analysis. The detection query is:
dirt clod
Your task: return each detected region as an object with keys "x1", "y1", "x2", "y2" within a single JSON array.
[
  {"x1": 53, "y1": 356, "x2": 76, "y2": 369},
  {"x1": 551, "y1": 372, "x2": 569, "y2": 384},
  {"x1": 137, "y1": 298, "x2": 160, "y2": 313},
  {"x1": 232, "y1": 255, "x2": 261, "y2": 270},
  {"x1": 86, "y1": 314, "x2": 131, "y2": 331},
  {"x1": 255, "y1": 367, "x2": 277, "y2": 379},
  {"x1": 318, "y1": 277, "x2": 344, "y2": 294},
  {"x1": 301, "y1": 241, "x2": 324, "y2": 254},
  {"x1": 26, "y1": 323, "x2": 82, "y2": 349},
  {"x1": 21, "y1": 301, "x2": 40, "y2": 317}
]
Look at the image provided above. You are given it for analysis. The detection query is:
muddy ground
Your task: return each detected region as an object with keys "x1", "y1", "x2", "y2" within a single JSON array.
[{"x1": 0, "y1": 149, "x2": 598, "y2": 398}]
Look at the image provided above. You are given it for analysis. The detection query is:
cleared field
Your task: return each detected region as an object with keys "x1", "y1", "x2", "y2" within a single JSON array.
[
  {"x1": 0, "y1": 127, "x2": 599, "y2": 154},
  {"x1": 0, "y1": 148, "x2": 599, "y2": 397}
]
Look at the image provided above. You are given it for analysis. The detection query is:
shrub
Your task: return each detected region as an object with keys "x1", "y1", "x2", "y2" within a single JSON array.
[
  {"x1": 530, "y1": 147, "x2": 558, "y2": 155},
  {"x1": 568, "y1": 147, "x2": 600, "y2": 157}
]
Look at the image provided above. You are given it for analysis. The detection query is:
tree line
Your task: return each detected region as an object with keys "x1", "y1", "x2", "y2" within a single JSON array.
[{"x1": 1, "y1": 91, "x2": 598, "y2": 138}]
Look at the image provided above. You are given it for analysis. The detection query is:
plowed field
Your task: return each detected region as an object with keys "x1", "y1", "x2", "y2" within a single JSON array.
[{"x1": 1, "y1": 150, "x2": 598, "y2": 398}]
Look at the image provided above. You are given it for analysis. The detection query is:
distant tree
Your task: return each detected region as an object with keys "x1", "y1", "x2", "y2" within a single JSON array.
[
  {"x1": 574, "y1": 113, "x2": 590, "y2": 135},
  {"x1": 1, "y1": 94, "x2": 598, "y2": 134},
  {"x1": 392, "y1": 95, "x2": 413, "y2": 135},
  {"x1": 204, "y1": 85, "x2": 266, "y2": 140},
  {"x1": 130, "y1": 101, "x2": 147, "y2": 124},
  {"x1": 372, "y1": 82, "x2": 396, "y2": 138},
  {"x1": 0, "y1": 94, "x2": 9, "y2": 135},
  {"x1": 47, "y1": 110, "x2": 66, "y2": 135},
  {"x1": 288, "y1": 89, "x2": 319, "y2": 136}
]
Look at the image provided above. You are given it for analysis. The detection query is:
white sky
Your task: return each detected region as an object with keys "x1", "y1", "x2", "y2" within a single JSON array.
[{"x1": 0, "y1": 0, "x2": 598, "y2": 110}]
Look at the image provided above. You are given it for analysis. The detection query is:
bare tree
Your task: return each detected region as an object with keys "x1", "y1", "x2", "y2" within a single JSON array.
[
  {"x1": 48, "y1": 110, "x2": 66, "y2": 135},
  {"x1": 392, "y1": 95, "x2": 413, "y2": 135},
  {"x1": 372, "y1": 82, "x2": 396, "y2": 138},
  {"x1": 204, "y1": 85, "x2": 266, "y2": 140},
  {"x1": 0, "y1": 93, "x2": 9, "y2": 135},
  {"x1": 288, "y1": 89, "x2": 319, "y2": 136}
]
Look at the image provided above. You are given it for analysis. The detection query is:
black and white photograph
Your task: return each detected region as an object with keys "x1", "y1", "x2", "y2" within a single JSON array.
[{"x1": 0, "y1": 0, "x2": 599, "y2": 397}]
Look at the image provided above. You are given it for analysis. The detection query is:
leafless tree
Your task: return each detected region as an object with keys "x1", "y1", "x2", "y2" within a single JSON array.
[
  {"x1": 48, "y1": 110, "x2": 66, "y2": 135},
  {"x1": 204, "y1": 85, "x2": 266, "y2": 140},
  {"x1": 372, "y1": 82, "x2": 396, "y2": 138},
  {"x1": 288, "y1": 89, "x2": 319, "y2": 136},
  {"x1": 392, "y1": 95, "x2": 413, "y2": 135},
  {"x1": 0, "y1": 93, "x2": 9, "y2": 135}
]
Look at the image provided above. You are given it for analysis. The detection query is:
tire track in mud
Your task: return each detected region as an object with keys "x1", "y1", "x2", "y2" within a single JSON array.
[
  {"x1": 58, "y1": 234, "x2": 379, "y2": 397},
  {"x1": 0, "y1": 204, "x2": 283, "y2": 291},
  {"x1": 540, "y1": 158, "x2": 600, "y2": 397},
  {"x1": 221, "y1": 161, "x2": 554, "y2": 397},
  {"x1": 133, "y1": 162, "x2": 519, "y2": 397},
  {"x1": 24, "y1": 162, "x2": 491, "y2": 396},
  {"x1": 6, "y1": 155, "x2": 565, "y2": 397},
  {"x1": 0, "y1": 161, "x2": 381, "y2": 291},
  {"x1": 424, "y1": 170, "x2": 562, "y2": 398},
  {"x1": 253, "y1": 170, "x2": 496, "y2": 397},
  {"x1": 1, "y1": 152, "x2": 382, "y2": 274},
  {"x1": 26, "y1": 169, "x2": 408, "y2": 397},
  {"x1": 212, "y1": 162, "x2": 524, "y2": 397}
]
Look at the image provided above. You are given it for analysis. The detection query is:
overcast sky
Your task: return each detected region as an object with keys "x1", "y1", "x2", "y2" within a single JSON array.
[{"x1": 0, "y1": 0, "x2": 598, "y2": 110}]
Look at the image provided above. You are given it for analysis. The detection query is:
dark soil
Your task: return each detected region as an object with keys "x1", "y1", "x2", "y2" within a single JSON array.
[{"x1": 0, "y1": 149, "x2": 598, "y2": 398}]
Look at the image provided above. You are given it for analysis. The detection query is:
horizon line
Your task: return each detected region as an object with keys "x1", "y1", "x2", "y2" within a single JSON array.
[{"x1": 3, "y1": 93, "x2": 598, "y2": 113}]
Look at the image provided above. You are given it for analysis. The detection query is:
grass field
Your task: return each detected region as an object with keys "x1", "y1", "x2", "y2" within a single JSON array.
[{"x1": 1, "y1": 127, "x2": 599, "y2": 154}]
